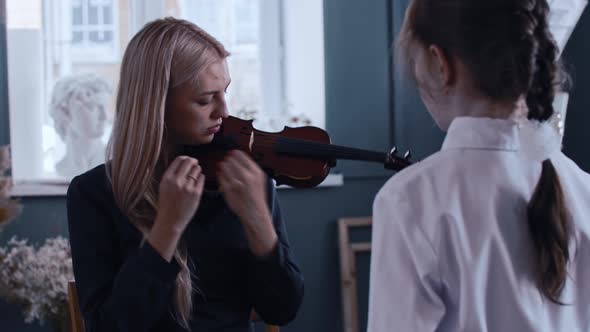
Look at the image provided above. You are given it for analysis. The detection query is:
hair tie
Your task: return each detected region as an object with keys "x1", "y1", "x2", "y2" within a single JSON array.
[{"x1": 518, "y1": 117, "x2": 562, "y2": 162}]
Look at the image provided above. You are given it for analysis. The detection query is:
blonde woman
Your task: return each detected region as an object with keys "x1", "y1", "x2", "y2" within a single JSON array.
[{"x1": 66, "y1": 18, "x2": 304, "y2": 332}]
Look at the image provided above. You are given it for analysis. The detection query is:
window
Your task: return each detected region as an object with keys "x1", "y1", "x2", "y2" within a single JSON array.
[
  {"x1": 70, "y1": 0, "x2": 119, "y2": 62},
  {"x1": 5, "y1": 0, "x2": 326, "y2": 194},
  {"x1": 180, "y1": 0, "x2": 267, "y2": 126}
]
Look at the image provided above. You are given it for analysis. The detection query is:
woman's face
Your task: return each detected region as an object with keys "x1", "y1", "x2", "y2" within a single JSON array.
[{"x1": 166, "y1": 59, "x2": 231, "y2": 145}]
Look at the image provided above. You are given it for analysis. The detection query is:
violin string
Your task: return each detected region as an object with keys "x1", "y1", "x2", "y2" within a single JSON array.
[
  {"x1": 227, "y1": 129, "x2": 407, "y2": 166},
  {"x1": 256, "y1": 134, "x2": 384, "y2": 159},
  {"x1": 229, "y1": 130, "x2": 387, "y2": 159},
  {"x1": 244, "y1": 134, "x2": 386, "y2": 161}
]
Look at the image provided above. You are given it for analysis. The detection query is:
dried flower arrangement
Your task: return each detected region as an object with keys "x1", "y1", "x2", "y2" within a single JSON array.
[
  {"x1": 0, "y1": 145, "x2": 21, "y2": 228},
  {"x1": 0, "y1": 145, "x2": 73, "y2": 329},
  {"x1": 0, "y1": 236, "x2": 73, "y2": 326}
]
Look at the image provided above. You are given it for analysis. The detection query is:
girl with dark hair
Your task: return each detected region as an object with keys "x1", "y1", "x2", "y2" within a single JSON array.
[{"x1": 368, "y1": 1, "x2": 590, "y2": 331}]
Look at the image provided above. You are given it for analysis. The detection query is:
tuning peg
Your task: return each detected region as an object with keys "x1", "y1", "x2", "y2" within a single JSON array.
[
  {"x1": 403, "y1": 150, "x2": 412, "y2": 160},
  {"x1": 389, "y1": 146, "x2": 398, "y2": 155}
]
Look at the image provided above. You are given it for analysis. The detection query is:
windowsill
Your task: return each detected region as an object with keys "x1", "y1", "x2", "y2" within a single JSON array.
[
  {"x1": 8, "y1": 173, "x2": 344, "y2": 197},
  {"x1": 9, "y1": 180, "x2": 70, "y2": 197}
]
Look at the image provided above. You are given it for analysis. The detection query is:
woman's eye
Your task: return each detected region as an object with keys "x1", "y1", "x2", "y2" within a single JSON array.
[{"x1": 195, "y1": 99, "x2": 211, "y2": 106}]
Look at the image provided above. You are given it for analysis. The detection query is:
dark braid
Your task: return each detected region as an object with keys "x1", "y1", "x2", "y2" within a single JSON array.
[
  {"x1": 524, "y1": 0, "x2": 570, "y2": 305},
  {"x1": 525, "y1": 0, "x2": 560, "y2": 122}
]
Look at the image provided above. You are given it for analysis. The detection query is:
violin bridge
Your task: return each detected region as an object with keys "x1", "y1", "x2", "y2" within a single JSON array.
[{"x1": 249, "y1": 131, "x2": 254, "y2": 152}]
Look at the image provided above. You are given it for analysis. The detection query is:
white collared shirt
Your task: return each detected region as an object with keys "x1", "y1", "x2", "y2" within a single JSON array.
[{"x1": 368, "y1": 117, "x2": 590, "y2": 332}]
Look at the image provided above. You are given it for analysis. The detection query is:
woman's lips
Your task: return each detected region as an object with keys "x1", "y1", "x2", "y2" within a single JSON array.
[{"x1": 207, "y1": 125, "x2": 221, "y2": 134}]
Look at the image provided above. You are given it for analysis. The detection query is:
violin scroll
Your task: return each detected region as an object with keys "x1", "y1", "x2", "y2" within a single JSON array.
[{"x1": 385, "y1": 146, "x2": 413, "y2": 171}]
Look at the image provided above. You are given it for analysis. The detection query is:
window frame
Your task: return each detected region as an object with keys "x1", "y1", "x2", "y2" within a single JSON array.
[
  {"x1": 4, "y1": 0, "x2": 331, "y2": 196},
  {"x1": 68, "y1": 0, "x2": 120, "y2": 64}
]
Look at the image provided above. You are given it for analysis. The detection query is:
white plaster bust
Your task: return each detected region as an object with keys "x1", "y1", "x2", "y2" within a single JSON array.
[{"x1": 49, "y1": 74, "x2": 111, "y2": 178}]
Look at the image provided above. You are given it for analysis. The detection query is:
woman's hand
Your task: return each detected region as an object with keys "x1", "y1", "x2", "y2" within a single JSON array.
[
  {"x1": 218, "y1": 150, "x2": 278, "y2": 256},
  {"x1": 148, "y1": 156, "x2": 205, "y2": 261}
]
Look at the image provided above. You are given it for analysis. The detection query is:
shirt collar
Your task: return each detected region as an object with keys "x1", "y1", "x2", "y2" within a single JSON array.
[{"x1": 442, "y1": 117, "x2": 520, "y2": 152}]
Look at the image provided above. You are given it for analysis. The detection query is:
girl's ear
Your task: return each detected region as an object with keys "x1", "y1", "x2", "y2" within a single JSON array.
[{"x1": 428, "y1": 44, "x2": 454, "y2": 88}]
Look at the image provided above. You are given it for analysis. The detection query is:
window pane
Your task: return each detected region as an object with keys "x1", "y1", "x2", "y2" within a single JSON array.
[
  {"x1": 88, "y1": 30, "x2": 112, "y2": 43},
  {"x1": 235, "y1": 0, "x2": 255, "y2": 19},
  {"x1": 72, "y1": 30, "x2": 84, "y2": 43},
  {"x1": 179, "y1": 0, "x2": 265, "y2": 123},
  {"x1": 103, "y1": 6, "x2": 112, "y2": 24},
  {"x1": 89, "y1": 30, "x2": 99, "y2": 42},
  {"x1": 90, "y1": 0, "x2": 112, "y2": 6},
  {"x1": 228, "y1": 56, "x2": 260, "y2": 116},
  {"x1": 88, "y1": 5, "x2": 99, "y2": 24},
  {"x1": 234, "y1": 0, "x2": 258, "y2": 45},
  {"x1": 6, "y1": 0, "x2": 120, "y2": 181},
  {"x1": 72, "y1": 6, "x2": 83, "y2": 25},
  {"x1": 6, "y1": 0, "x2": 293, "y2": 183},
  {"x1": 235, "y1": 23, "x2": 257, "y2": 45},
  {"x1": 102, "y1": 31, "x2": 113, "y2": 43},
  {"x1": 185, "y1": 0, "x2": 228, "y2": 43}
]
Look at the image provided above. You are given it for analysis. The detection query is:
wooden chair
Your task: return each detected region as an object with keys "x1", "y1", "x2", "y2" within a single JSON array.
[
  {"x1": 338, "y1": 217, "x2": 372, "y2": 332},
  {"x1": 250, "y1": 310, "x2": 280, "y2": 332},
  {"x1": 67, "y1": 281, "x2": 84, "y2": 332},
  {"x1": 67, "y1": 281, "x2": 280, "y2": 332}
]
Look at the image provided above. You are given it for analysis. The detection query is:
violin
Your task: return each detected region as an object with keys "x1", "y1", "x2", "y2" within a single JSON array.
[{"x1": 181, "y1": 116, "x2": 413, "y2": 190}]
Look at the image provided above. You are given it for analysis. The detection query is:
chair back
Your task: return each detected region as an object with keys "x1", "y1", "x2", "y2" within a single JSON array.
[
  {"x1": 67, "y1": 280, "x2": 85, "y2": 332},
  {"x1": 338, "y1": 217, "x2": 372, "y2": 332}
]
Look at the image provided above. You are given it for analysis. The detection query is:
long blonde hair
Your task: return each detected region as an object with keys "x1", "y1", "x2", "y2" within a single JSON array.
[{"x1": 106, "y1": 17, "x2": 229, "y2": 327}]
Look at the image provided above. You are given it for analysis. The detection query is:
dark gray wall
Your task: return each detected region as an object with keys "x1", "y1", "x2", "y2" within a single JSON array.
[
  {"x1": 1, "y1": 1, "x2": 590, "y2": 332},
  {"x1": 562, "y1": 8, "x2": 590, "y2": 171}
]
